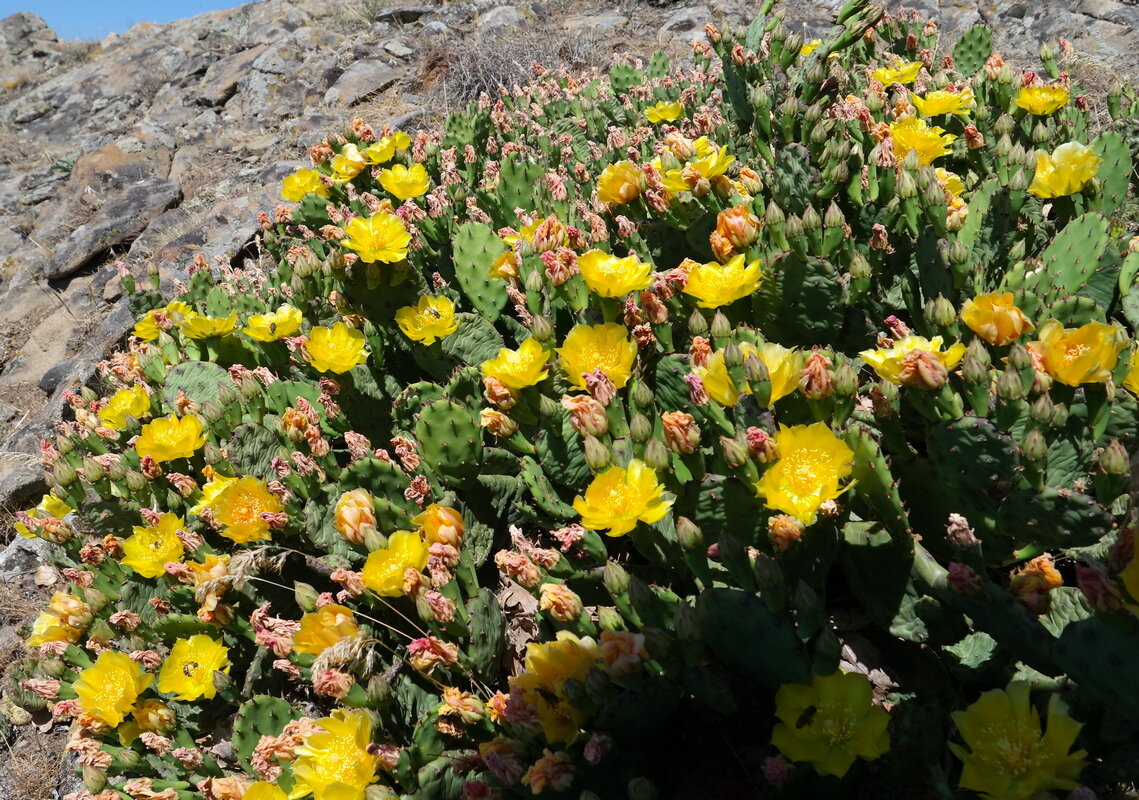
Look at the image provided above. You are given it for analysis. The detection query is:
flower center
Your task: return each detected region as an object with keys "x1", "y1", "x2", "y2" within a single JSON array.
[
  {"x1": 979, "y1": 722, "x2": 1039, "y2": 776},
  {"x1": 782, "y1": 448, "x2": 828, "y2": 495},
  {"x1": 817, "y1": 703, "x2": 856, "y2": 745}
]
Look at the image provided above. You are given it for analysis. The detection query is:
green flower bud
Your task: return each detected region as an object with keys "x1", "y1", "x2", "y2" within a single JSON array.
[
  {"x1": 113, "y1": 747, "x2": 141, "y2": 770},
  {"x1": 996, "y1": 366, "x2": 1025, "y2": 400},
  {"x1": 946, "y1": 239, "x2": 969, "y2": 265},
  {"x1": 744, "y1": 353, "x2": 769, "y2": 383},
  {"x1": 1099, "y1": 439, "x2": 1130, "y2": 475},
  {"x1": 1021, "y1": 428, "x2": 1048, "y2": 462},
  {"x1": 52, "y1": 460, "x2": 78, "y2": 487},
  {"x1": 584, "y1": 435, "x2": 611, "y2": 470},
  {"x1": 538, "y1": 394, "x2": 561, "y2": 418},
  {"x1": 722, "y1": 341, "x2": 743, "y2": 368},
  {"x1": 597, "y1": 606, "x2": 624, "y2": 632},
  {"x1": 961, "y1": 338, "x2": 992, "y2": 384},
  {"x1": 203, "y1": 442, "x2": 225, "y2": 465},
  {"x1": 719, "y1": 435, "x2": 750, "y2": 468},
  {"x1": 631, "y1": 381, "x2": 654, "y2": 409},
  {"x1": 896, "y1": 169, "x2": 918, "y2": 199},
  {"x1": 629, "y1": 413, "x2": 652, "y2": 443},
  {"x1": 1008, "y1": 168, "x2": 1029, "y2": 193},
  {"x1": 642, "y1": 438, "x2": 670, "y2": 470},
  {"x1": 925, "y1": 295, "x2": 956, "y2": 328},
  {"x1": 673, "y1": 600, "x2": 700, "y2": 643},
  {"x1": 529, "y1": 315, "x2": 553, "y2": 342},
  {"x1": 82, "y1": 765, "x2": 107, "y2": 793},
  {"x1": 561, "y1": 677, "x2": 589, "y2": 707},
  {"x1": 56, "y1": 433, "x2": 74, "y2": 455},
  {"x1": 1029, "y1": 393, "x2": 1055, "y2": 423},
  {"x1": 1008, "y1": 343, "x2": 1032, "y2": 371},
  {"x1": 676, "y1": 516, "x2": 703, "y2": 550},
  {"x1": 710, "y1": 311, "x2": 732, "y2": 339},
  {"x1": 294, "y1": 581, "x2": 319, "y2": 612},
  {"x1": 800, "y1": 203, "x2": 822, "y2": 230},
  {"x1": 832, "y1": 361, "x2": 859, "y2": 396},
  {"x1": 81, "y1": 456, "x2": 105, "y2": 482},
  {"x1": 823, "y1": 201, "x2": 845, "y2": 229},
  {"x1": 849, "y1": 249, "x2": 871, "y2": 279},
  {"x1": 688, "y1": 310, "x2": 709, "y2": 336},
  {"x1": 783, "y1": 213, "x2": 805, "y2": 240},
  {"x1": 603, "y1": 560, "x2": 630, "y2": 595}
]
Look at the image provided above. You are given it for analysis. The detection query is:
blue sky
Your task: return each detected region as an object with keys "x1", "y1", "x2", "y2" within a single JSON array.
[{"x1": 0, "y1": 0, "x2": 242, "y2": 40}]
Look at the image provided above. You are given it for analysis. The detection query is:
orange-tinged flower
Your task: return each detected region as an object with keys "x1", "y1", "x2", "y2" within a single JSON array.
[
  {"x1": 860, "y1": 335, "x2": 966, "y2": 386},
  {"x1": 361, "y1": 530, "x2": 429, "y2": 596},
  {"x1": 378, "y1": 163, "x2": 430, "y2": 200},
  {"x1": 715, "y1": 204, "x2": 761, "y2": 249},
  {"x1": 596, "y1": 161, "x2": 644, "y2": 205},
  {"x1": 754, "y1": 423, "x2": 853, "y2": 525},
  {"x1": 394, "y1": 295, "x2": 460, "y2": 344},
  {"x1": 558, "y1": 323, "x2": 638, "y2": 391},
  {"x1": 646, "y1": 100, "x2": 683, "y2": 123},
  {"x1": 292, "y1": 709, "x2": 380, "y2": 800},
  {"x1": 74, "y1": 650, "x2": 154, "y2": 727},
  {"x1": 308, "y1": 322, "x2": 369, "y2": 373},
  {"x1": 157, "y1": 634, "x2": 230, "y2": 701},
  {"x1": 341, "y1": 213, "x2": 411, "y2": 263},
  {"x1": 572, "y1": 459, "x2": 672, "y2": 537},
  {"x1": 293, "y1": 604, "x2": 361, "y2": 655},
  {"x1": 412, "y1": 504, "x2": 464, "y2": 547},
  {"x1": 135, "y1": 414, "x2": 206, "y2": 462},
  {"x1": 911, "y1": 87, "x2": 975, "y2": 116},
  {"x1": 481, "y1": 338, "x2": 551, "y2": 390},
  {"x1": 1029, "y1": 142, "x2": 1101, "y2": 199},
  {"x1": 97, "y1": 384, "x2": 150, "y2": 430},
  {"x1": 872, "y1": 60, "x2": 923, "y2": 84},
  {"x1": 330, "y1": 143, "x2": 367, "y2": 183},
  {"x1": 14, "y1": 493, "x2": 73, "y2": 539},
  {"x1": 334, "y1": 488, "x2": 377, "y2": 545},
  {"x1": 889, "y1": 116, "x2": 956, "y2": 165},
  {"x1": 772, "y1": 671, "x2": 890, "y2": 778},
  {"x1": 935, "y1": 167, "x2": 965, "y2": 197},
  {"x1": 1026, "y1": 319, "x2": 1126, "y2": 386},
  {"x1": 950, "y1": 683, "x2": 1086, "y2": 800},
  {"x1": 577, "y1": 250, "x2": 653, "y2": 297},
  {"x1": 683, "y1": 254, "x2": 762, "y2": 308},
  {"x1": 132, "y1": 300, "x2": 194, "y2": 341},
  {"x1": 1014, "y1": 85, "x2": 1070, "y2": 115},
  {"x1": 281, "y1": 168, "x2": 330, "y2": 202},
  {"x1": 243, "y1": 304, "x2": 303, "y2": 342},
  {"x1": 211, "y1": 476, "x2": 285, "y2": 543},
  {"x1": 960, "y1": 293, "x2": 1034, "y2": 345},
  {"x1": 121, "y1": 512, "x2": 185, "y2": 578}
]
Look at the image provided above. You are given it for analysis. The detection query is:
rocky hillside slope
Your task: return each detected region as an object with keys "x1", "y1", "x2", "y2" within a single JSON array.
[{"x1": 0, "y1": 0, "x2": 1136, "y2": 795}]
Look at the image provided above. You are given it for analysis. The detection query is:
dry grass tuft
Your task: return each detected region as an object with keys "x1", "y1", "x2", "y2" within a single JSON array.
[{"x1": 0, "y1": 728, "x2": 66, "y2": 800}]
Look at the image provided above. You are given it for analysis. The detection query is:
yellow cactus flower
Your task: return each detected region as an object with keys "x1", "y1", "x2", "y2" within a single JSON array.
[
  {"x1": 688, "y1": 144, "x2": 735, "y2": 181},
  {"x1": 1123, "y1": 348, "x2": 1139, "y2": 395},
  {"x1": 211, "y1": 475, "x2": 285, "y2": 544},
  {"x1": 646, "y1": 100, "x2": 683, "y2": 123},
  {"x1": 1014, "y1": 85, "x2": 1070, "y2": 115},
  {"x1": 683, "y1": 254, "x2": 762, "y2": 308},
  {"x1": 394, "y1": 295, "x2": 460, "y2": 344},
  {"x1": 243, "y1": 304, "x2": 302, "y2": 342},
  {"x1": 74, "y1": 650, "x2": 154, "y2": 727},
  {"x1": 308, "y1": 322, "x2": 369, "y2": 373},
  {"x1": 558, "y1": 323, "x2": 638, "y2": 391},
  {"x1": 859, "y1": 335, "x2": 967, "y2": 387},
  {"x1": 361, "y1": 530, "x2": 429, "y2": 596},
  {"x1": 800, "y1": 39, "x2": 821, "y2": 56},
  {"x1": 872, "y1": 60, "x2": 923, "y2": 84},
  {"x1": 889, "y1": 116, "x2": 956, "y2": 166},
  {"x1": 950, "y1": 683, "x2": 1086, "y2": 800},
  {"x1": 97, "y1": 384, "x2": 151, "y2": 430},
  {"x1": 572, "y1": 459, "x2": 673, "y2": 537},
  {"x1": 281, "y1": 168, "x2": 330, "y2": 202},
  {"x1": 596, "y1": 161, "x2": 644, "y2": 205},
  {"x1": 378, "y1": 163, "x2": 430, "y2": 200},
  {"x1": 754, "y1": 423, "x2": 854, "y2": 525},
  {"x1": 935, "y1": 167, "x2": 965, "y2": 197},
  {"x1": 245, "y1": 783, "x2": 288, "y2": 800},
  {"x1": 1028, "y1": 142, "x2": 1102, "y2": 199},
  {"x1": 697, "y1": 342, "x2": 803, "y2": 406},
  {"x1": 514, "y1": 631, "x2": 602, "y2": 695},
  {"x1": 1026, "y1": 319, "x2": 1127, "y2": 386},
  {"x1": 121, "y1": 512, "x2": 185, "y2": 578},
  {"x1": 481, "y1": 338, "x2": 551, "y2": 390},
  {"x1": 180, "y1": 312, "x2": 239, "y2": 339},
  {"x1": 157, "y1": 635, "x2": 230, "y2": 701},
  {"x1": 132, "y1": 300, "x2": 194, "y2": 341},
  {"x1": 293, "y1": 604, "x2": 362, "y2": 656},
  {"x1": 118, "y1": 696, "x2": 177, "y2": 743},
  {"x1": 292, "y1": 709, "x2": 381, "y2": 800},
  {"x1": 910, "y1": 87, "x2": 975, "y2": 117},
  {"x1": 772, "y1": 670, "x2": 891, "y2": 778},
  {"x1": 188, "y1": 471, "x2": 237, "y2": 516},
  {"x1": 330, "y1": 143, "x2": 367, "y2": 183},
  {"x1": 364, "y1": 132, "x2": 410, "y2": 165},
  {"x1": 341, "y1": 213, "x2": 411, "y2": 263},
  {"x1": 26, "y1": 610, "x2": 82, "y2": 646},
  {"x1": 960, "y1": 293, "x2": 1034, "y2": 345},
  {"x1": 135, "y1": 414, "x2": 206, "y2": 463},
  {"x1": 577, "y1": 250, "x2": 654, "y2": 298}
]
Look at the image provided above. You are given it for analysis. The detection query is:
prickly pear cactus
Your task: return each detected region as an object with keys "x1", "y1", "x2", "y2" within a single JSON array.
[{"x1": 7, "y1": 0, "x2": 1139, "y2": 798}]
